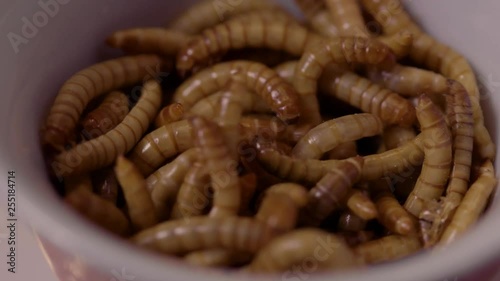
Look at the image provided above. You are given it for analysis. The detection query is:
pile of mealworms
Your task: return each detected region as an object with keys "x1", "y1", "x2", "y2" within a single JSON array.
[{"x1": 41, "y1": 0, "x2": 498, "y2": 273}]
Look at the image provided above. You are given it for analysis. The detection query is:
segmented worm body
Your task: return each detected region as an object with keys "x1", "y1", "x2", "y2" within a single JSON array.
[
  {"x1": 173, "y1": 61, "x2": 301, "y2": 122},
  {"x1": 51, "y1": 80, "x2": 162, "y2": 178},
  {"x1": 81, "y1": 91, "x2": 130, "y2": 139},
  {"x1": 354, "y1": 235, "x2": 421, "y2": 264},
  {"x1": 41, "y1": 55, "x2": 162, "y2": 150},
  {"x1": 292, "y1": 114, "x2": 384, "y2": 159},
  {"x1": 154, "y1": 103, "x2": 184, "y2": 128},
  {"x1": 404, "y1": 96, "x2": 452, "y2": 217}
]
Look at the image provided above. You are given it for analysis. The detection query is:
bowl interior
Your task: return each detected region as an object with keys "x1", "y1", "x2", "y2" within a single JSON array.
[{"x1": 1, "y1": 1, "x2": 499, "y2": 281}]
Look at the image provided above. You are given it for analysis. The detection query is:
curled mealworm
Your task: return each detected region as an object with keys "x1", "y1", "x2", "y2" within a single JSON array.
[
  {"x1": 184, "y1": 249, "x2": 252, "y2": 268},
  {"x1": 292, "y1": 114, "x2": 384, "y2": 159},
  {"x1": 338, "y1": 211, "x2": 367, "y2": 232},
  {"x1": 115, "y1": 156, "x2": 158, "y2": 231},
  {"x1": 65, "y1": 188, "x2": 130, "y2": 236},
  {"x1": 240, "y1": 115, "x2": 310, "y2": 144},
  {"x1": 92, "y1": 168, "x2": 119, "y2": 204},
  {"x1": 440, "y1": 160, "x2": 497, "y2": 245},
  {"x1": 154, "y1": 103, "x2": 184, "y2": 128},
  {"x1": 247, "y1": 229, "x2": 361, "y2": 273},
  {"x1": 147, "y1": 148, "x2": 199, "y2": 219},
  {"x1": 51, "y1": 80, "x2": 162, "y2": 178},
  {"x1": 176, "y1": 18, "x2": 321, "y2": 76},
  {"x1": 190, "y1": 117, "x2": 241, "y2": 218},
  {"x1": 168, "y1": 0, "x2": 276, "y2": 35},
  {"x1": 383, "y1": 125, "x2": 417, "y2": 150},
  {"x1": 346, "y1": 189, "x2": 378, "y2": 221},
  {"x1": 377, "y1": 31, "x2": 413, "y2": 59},
  {"x1": 354, "y1": 235, "x2": 421, "y2": 264},
  {"x1": 301, "y1": 157, "x2": 364, "y2": 226},
  {"x1": 106, "y1": 28, "x2": 190, "y2": 57},
  {"x1": 81, "y1": 91, "x2": 130, "y2": 139},
  {"x1": 41, "y1": 55, "x2": 162, "y2": 151},
  {"x1": 64, "y1": 174, "x2": 93, "y2": 194},
  {"x1": 372, "y1": 179, "x2": 416, "y2": 235},
  {"x1": 361, "y1": 0, "x2": 494, "y2": 160},
  {"x1": 404, "y1": 95, "x2": 452, "y2": 217},
  {"x1": 294, "y1": 37, "x2": 394, "y2": 124},
  {"x1": 170, "y1": 162, "x2": 210, "y2": 220},
  {"x1": 173, "y1": 60, "x2": 301, "y2": 123},
  {"x1": 328, "y1": 141, "x2": 358, "y2": 160},
  {"x1": 325, "y1": 0, "x2": 369, "y2": 37},
  {"x1": 128, "y1": 119, "x2": 194, "y2": 177},
  {"x1": 131, "y1": 216, "x2": 276, "y2": 255}
]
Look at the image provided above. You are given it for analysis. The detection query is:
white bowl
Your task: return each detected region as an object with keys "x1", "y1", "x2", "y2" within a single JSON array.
[{"x1": 1, "y1": 0, "x2": 499, "y2": 281}]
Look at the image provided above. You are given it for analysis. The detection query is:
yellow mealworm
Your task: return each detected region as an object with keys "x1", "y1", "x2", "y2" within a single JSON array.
[
  {"x1": 319, "y1": 71, "x2": 416, "y2": 127},
  {"x1": 190, "y1": 117, "x2": 241, "y2": 218},
  {"x1": 404, "y1": 95, "x2": 452, "y2": 217},
  {"x1": 154, "y1": 103, "x2": 184, "y2": 128},
  {"x1": 301, "y1": 157, "x2": 364, "y2": 226},
  {"x1": 440, "y1": 160, "x2": 497, "y2": 245},
  {"x1": 338, "y1": 211, "x2": 367, "y2": 232},
  {"x1": 92, "y1": 168, "x2": 119, "y2": 204},
  {"x1": 361, "y1": 134, "x2": 424, "y2": 181},
  {"x1": 106, "y1": 28, "x2": 190, "y2": 57},
  {"x1": 367, "y1": 64, "x2": 449, "y2": 97},
  {"x1": 64, "y1": 174, "x2": 93, "y2": 195},
  {"x1": 170, "y1": 162, "x2": 210, "y2": 220},
  {"x1": 128, "y1": 119, "x2": 194, "y2": 177},
  {"x1": 51, "y1": 80, "x2": 162, "y2": 178},
  {"x1": 372, "y1": 179, "x2": 416, "y2": 235},
  {"x1": 293, "y1": 114, "x2": 384, "y2": 159},
  {"x1": 361, "y1": 0, "x2": 494, "y2": 160},
  {"x1": 354, "y1": 235, "x2": 421, "y2": 264},
  {"x1": 377, "y1": 31, "x2": 413, "y2": 59},
  {"x1": 383, "y1": 125, "x2": 417, "y2": 150},
  {"x1": 131, "y1": 216, "x2": 276, "y2": 255},
  {"x1": 81, "y1": 91, "x2": 130, "y2": 139},
  {"x1": 184, "y1": 249, "x2": 252, "y2": 268},
  {"x1": 239, "y1": 115, "x2": 310, "y2": 144},
  {"x1": 325, "y1": 0, "x2": 369, "y2": 37},
  {"x1": 65, "y1": 188, "x2": 130, "y2": 236},
  {"x1": 173, "y1": 60, "x2": 301, "y2": 123},
  {"x1": 168, "y1": 0, "x2": 276, "y2": 35},
  {"x1": 247, "y1": 229, "x2": 361, "y2": 273},
  {"x1": 41, "y1": 55, "x2": 162, "y2": 151},
  {"x1": 176, "y1": 18, "x2": 321, "y2": 76},
  {"x1": 328, "y1": 141, "x2": 358, "y2": 160},
  {"x1": 147, "y1": 148, "x2": 199, "y2": 220},
  {"x1": 115, "y1": 156, "x2": 158, "y2": 231},
  {"x1": 346, "y1": 189, "x2": 378, "y2": 221},
  {"x1": 294, "y1": 37, "x2": 394, "y2": 124}
]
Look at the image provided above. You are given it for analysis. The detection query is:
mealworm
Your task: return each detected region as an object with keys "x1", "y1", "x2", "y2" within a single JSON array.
[
  {"x1": 319, "y1": 72, "x2": 416, "y2": 127},
  {"x1": 295, "y1": 0, "x2": 340, "y2": 37},
  {"x1": 176, "y1": 18, "x2": 321, "y2": 76},
  {"x1": 184, "y1": 249, "x2": 252, "y2": 268},
  {"x1": 239, "y1": 115, "x2": 310, "y2": 144},
  {"x1": 294, "y1": 37, "x2": 394, "y2": 124},
  {"x1": 131, "y1": 216, "x2": 276, "y2": 255},
  {"x1": 325, "y1": 0, "x2": 369, "y2": 37},
  {"x1": 247, "y1": 229, "x2": 361, "y2": 273},
  {"x1": 115, "y1": 156, "x2": 158, "y2": 231},
  {"x1": 301, "y1": 157, "x2": 364, "y2": 226},
  {"x1": 340, "y1": 231, "x2": 375, "y2": 247},
  {"x1": 372, "y1": 179, "x2": 416, "y2": 235},
  {"x1": 377, "y1": 31, "x2": 413, "y2": 59},
  {"x1": 361, "y1": 134, "x2": 424, "y2": 181},
  {"x1": 173, "y1": 60, "x2": 301, "y2": 123},
  {"x1": 147, "y1": 148, "x2": 199, "y2": 220},
  {"x1": 170, "y1": 162, "x2": 210, "y2": 220},
  {"x1": 106, "y1": 28, "x2": 190, "y2": 57},
  {"x1": 41, "y1": 55, "x2": 162, "y2": 151},
  {"x1": 440, "y1": 160, "x2": 497, "y2": 245},
  {"x1": 338, "y1": 211, "x2": 367, "y2": 232},
  {"x1": 168, "y1": 0, "x2": 276, "y2": 35},
  {"x1": 354, "y1": 235, "x2": 421, "y2": 264},
  {"x1": 292, "y1": 114, "x2": 384, "y2": 159},
  {"x1": 189, "y1": 90, "x2": 270, "y2": 120},
  {"x1": 361, "y1": 0, "x2": 494, "y2": 160},
  {"x1": 404, "y1": 95, "x2": 452, "y2": 217},
  {"x1": 367, "y1": 64, "x2": 448, "y2": 97},
  {"x1": 65, "y1": 188, "x2": 130, "y2": 236},
  {"x1": 383, "y1": 125, "x2": 417, "y2": 150},
  {"x1": 190, "y1": 117, "x2": 241, "y2": 218},
  {"x1": 346, "y1": 189, "x2": 378, "y2": 221},
  {"x1": 81, "y1": 91, "x2": 130, "y2": 139},
  {"x1": 92, "y1": 168, "x2": 119, "y2": 204},
  {"x1": 51, "y1": 80, "x2": 162, "y2": 178},
  {"x1": 128, "y1": 119, "x2": 194, "y2": 177},
  {"x1": 154, "y1": 103, "x2": 184, "y2": 128},
  {"x1": 64, "y1": 174, "x2": 93, "y2": 194},
  {"x1": 328, "y1": 141, "x2": 358, "y2": 160}
]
